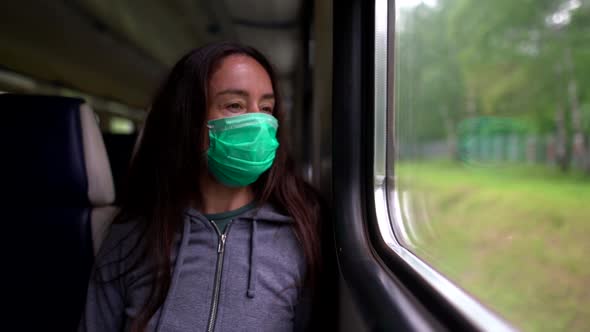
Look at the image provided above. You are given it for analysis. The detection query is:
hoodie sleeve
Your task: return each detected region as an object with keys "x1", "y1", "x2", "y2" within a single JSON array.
[
  {"x1": 78, "y1": 224, "x2": 132, "y2": 332},
  {"x1": 78, "y1": 266, "x2": 126, "y2": 331}
]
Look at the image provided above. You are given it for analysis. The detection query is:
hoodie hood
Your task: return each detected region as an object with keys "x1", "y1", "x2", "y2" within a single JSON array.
[{"x1": 183, "y1": 202, "x2": 293, "y2": 224}]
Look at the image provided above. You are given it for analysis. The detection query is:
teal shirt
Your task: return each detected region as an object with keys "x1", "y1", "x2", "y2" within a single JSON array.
[{"x1": 203, "y1": 201, "x2": 256, "y2": 233}]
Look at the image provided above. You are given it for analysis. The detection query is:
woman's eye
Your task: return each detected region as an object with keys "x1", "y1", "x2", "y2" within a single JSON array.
[
  {"x1": 226, "y1": 103, "x2": 243, "y2": 112},
  {"x1": 261, "y1": 106, "x2": 273, "y2": 113}
]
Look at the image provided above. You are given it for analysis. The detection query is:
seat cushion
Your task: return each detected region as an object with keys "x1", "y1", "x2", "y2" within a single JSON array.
[
  {"x1": 0, "y1": 94, "x2": 114, "y2": 206},
  {"x1": 6, "y1": 207, "x2": 94, "y2": 332}
]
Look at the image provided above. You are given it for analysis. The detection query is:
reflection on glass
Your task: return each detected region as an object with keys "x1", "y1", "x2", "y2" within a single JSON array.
[{"x1": 393, "y1": 0, "x2": 590, "y2": 331}]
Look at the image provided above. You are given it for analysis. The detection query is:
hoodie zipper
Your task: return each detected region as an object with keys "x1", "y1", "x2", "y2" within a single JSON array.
[{"x1": 206, "y1": 221, "x2": 231, "y2": 332}]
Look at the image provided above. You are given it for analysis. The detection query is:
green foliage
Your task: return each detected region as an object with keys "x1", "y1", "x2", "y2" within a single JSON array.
[{"x1": 396, "y1": 0, "x2": 590, "y2": 143}]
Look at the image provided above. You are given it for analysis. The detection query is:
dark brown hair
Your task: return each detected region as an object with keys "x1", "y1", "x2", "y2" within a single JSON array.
[{"x1": 111, "y1": 42, "x2": 322, "y2": 332}]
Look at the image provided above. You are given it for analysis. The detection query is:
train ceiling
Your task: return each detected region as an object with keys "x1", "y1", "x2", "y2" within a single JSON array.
[{"x1": 0, "y1": 0, "x2": 305, "y2": 108}]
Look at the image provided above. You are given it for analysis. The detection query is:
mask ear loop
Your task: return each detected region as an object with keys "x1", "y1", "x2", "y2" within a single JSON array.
[{"x1": 204, "y1": 124, "x2": 214, "y2": 155}]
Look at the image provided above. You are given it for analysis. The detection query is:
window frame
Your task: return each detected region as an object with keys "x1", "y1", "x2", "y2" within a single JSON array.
[
  {"x1": 332, "y1": 0, "x2": 445, "y2": 330},
  {"x1": 371, "y1": 0, "x2": 516, "y2": 330}
]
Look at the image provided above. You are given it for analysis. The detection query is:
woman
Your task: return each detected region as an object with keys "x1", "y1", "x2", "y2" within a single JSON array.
[{"x1": 79, "y1": 42, "x2": 323, "y2": 332}]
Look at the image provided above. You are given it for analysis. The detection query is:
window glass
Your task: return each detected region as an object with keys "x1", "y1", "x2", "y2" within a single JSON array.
[{"x1": 392, "y1": 1, "x2": 590, "y2": 331}]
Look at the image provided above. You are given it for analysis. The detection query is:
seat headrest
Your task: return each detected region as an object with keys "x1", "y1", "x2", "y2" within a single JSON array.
[{"x1": 0, "y1": 94, "x2": 115, "y2": 206}]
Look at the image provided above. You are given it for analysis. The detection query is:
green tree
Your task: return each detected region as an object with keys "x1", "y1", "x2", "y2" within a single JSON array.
[{"x1": 396, "y1": 0, "x2": 590, "y2": 171}]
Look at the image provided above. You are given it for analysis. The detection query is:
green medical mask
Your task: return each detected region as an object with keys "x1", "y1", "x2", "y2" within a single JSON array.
[{"x1": 207, "y1": 113, "x2": 279, "y2": 187}]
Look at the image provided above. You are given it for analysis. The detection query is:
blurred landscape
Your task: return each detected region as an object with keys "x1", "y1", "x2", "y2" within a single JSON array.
[
  {"x1": 395, "y1": 0, "x2": 590, "y2": 330},
  {"x1": 396, "y1": 162, "x2": 589, "y2": 331}
]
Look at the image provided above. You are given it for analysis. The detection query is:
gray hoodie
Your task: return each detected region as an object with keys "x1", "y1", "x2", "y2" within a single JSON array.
[{"x1": 79, "y1": 204, "x2": 309, "y2": 332}]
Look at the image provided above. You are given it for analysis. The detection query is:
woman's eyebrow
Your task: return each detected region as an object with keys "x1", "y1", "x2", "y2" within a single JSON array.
[
  {"x1": 215, "y1": 89, "x2": 249, "y2": 97},
  {"x1": 215, "y1": 89, "x2": 275, "y2": 101},
  {"x1": 261, "y1": 93, "x2": 275, "y2": 101}
]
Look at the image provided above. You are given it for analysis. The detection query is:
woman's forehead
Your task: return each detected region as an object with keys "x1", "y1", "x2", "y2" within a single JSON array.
[{"x1": 209, "y1": 55, "x2": 273, "y2": 95}]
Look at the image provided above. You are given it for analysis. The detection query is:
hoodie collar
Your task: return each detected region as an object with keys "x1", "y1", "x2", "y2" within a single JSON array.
[{"x1": 184, "y1": 202, "x2": 292, "y2": 224}]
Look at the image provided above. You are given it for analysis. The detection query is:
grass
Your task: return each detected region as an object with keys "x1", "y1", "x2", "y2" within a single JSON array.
[{"x1": 395, "y1": 161, "x2": 590, "y2": 332}]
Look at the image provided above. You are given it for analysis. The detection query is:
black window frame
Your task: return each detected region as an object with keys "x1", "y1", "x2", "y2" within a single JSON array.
[{"x1": 332, "y1": 0, "x2": 515, "y2": 331}]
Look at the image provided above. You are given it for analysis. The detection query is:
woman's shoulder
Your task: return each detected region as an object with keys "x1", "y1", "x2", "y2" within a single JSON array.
[
  {"x1": 94, "y1": 218, "x2": 147, "y2": 269},
  {"x1": 248, "y1": 202, "x2": 293, "y2": 223}
]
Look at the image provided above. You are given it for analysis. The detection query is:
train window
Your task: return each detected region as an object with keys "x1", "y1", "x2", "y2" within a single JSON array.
[
  {"x1": 109, "y1": 116, "x2": 135, "y2": 134},
  {"x1": 387, "y1": 0, "x2": 589, "y2": 331}
]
